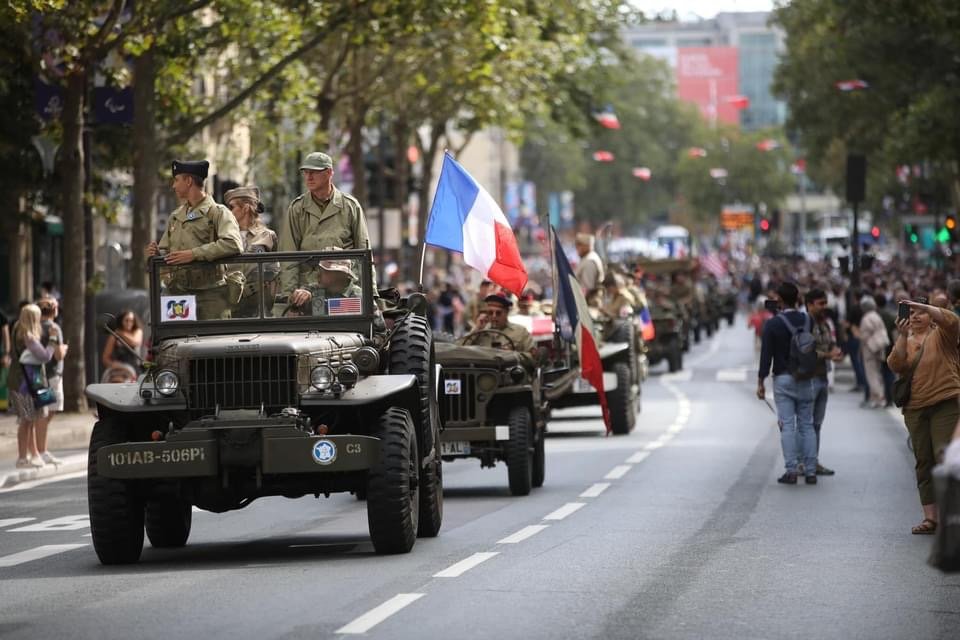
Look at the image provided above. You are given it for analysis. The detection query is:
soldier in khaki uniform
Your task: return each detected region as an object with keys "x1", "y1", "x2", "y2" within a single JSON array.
[
  {"x1": 601, "y1": 273, "x2": 636, "y2": 320},
  {"x1": 462, "y1": 294, "x2": 535, "y2": 365},
  {"x1": 278, "y1": 152, "x2": 377, "y2": 307},
  {"x1": 225, "y1": 185, "x2": 278, "y2": 318},
  {"x1": 575, "y1": 233, "x2": 604, "y2": 292},
  {"x1": 147, "y1": 160, "x2": 243, "y2": 320}
]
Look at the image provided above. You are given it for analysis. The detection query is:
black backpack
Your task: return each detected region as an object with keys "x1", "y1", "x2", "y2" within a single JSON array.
[{"x1": 781, "y1": 313, "x2": 818, "y2": 380}]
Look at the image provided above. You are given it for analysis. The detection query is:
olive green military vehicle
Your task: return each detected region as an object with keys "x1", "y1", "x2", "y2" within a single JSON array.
[
  {"x1": 84, "y1": 250, "x2": 442, "y2": 564},
  {"x1": 644, "y1": 304, "x2": 684, "y2": 372},
  {"x1": 435, "y1": 334, "x2": 551, "y2": 496}
]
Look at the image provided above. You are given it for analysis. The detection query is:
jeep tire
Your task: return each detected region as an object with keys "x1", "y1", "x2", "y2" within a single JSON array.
[
  {"x1": 389, "y1": 314, "x2": 443, "y2": 538},
  {"x1": 145, "y1": 483, "x2": 192, "y2": 548},
  {"x1": 507, "y1": 406, "x2": 533, "y2": 496},
  {"x1": 87, "y1": 417, "x2": 145, "y2": 565},
  {"x1": 532, "y1": 428, "x2": 546, "y2": 488},
  {"x1": 367, "y1": 408, "x2": 420, "y2": 554},
  {"x1": 608, "y1": 361, "x2": 635, "y2": 435},
  {"x1": 668, "y1": 336, "x2": 683, "y2": 373}
]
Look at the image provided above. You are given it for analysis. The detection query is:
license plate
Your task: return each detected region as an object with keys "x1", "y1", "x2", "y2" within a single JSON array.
[{"x1": 441, "y1": 441, "x2": 470, "y2": 456}]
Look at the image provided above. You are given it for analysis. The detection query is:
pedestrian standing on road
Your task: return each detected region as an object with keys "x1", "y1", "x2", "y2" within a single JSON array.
[
  {"x1": 277, "y1": 152, "x2": 377, "y2": 307},
  {"x1": 887, "y1": 298, "x2": 960, "y2": 535},
  {"x1": 859, "y1": 296, "x2": 890, "y2": 409},
  {"x1": 757, "y1": 282, "x2": 819, "y2": 485},
  {"x1": 35, "y1": 298, "x2": 65, "y2": 465},
  {"x1": 146, "y1": 160, "x2": 243, "y2": 320},
  {"x1": 806, "y1": 288, "x2": 843, "y2": 476},
  {"x1": 8, "y1": 304, "x2": 61, "y2": 469}
]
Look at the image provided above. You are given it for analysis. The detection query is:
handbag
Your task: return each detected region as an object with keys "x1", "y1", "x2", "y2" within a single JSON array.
[
  {"x1": 19, "y1": 363, "x2": 56, "y2": 409},
  {"x1": 892, "y1": 335, "x2": 927, "y2": 408}
]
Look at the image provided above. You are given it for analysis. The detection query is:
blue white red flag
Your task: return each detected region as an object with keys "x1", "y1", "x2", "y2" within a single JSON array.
[
  {"x1": 552, "y1": 227, "x2": 611, "y2": 433},
  {"x1": 639, "y1": 305, "x2": 655, "y2": 342},
  {"x1": 425, "y1": 153, "x2": 528, "y2": 295}
]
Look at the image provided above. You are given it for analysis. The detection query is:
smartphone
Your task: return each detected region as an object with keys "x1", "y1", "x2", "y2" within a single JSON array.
[
  {"x1": 898, "y1": 302, "x2": 910, "y2": 321},
  {"x1": 764, "y1": 299, "x2": 780, "y2": 313}
]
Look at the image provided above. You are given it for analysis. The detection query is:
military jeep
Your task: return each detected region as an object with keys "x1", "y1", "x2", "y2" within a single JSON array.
[
  {"x1": 434, "y1": 335, "x2": 547, "y2": 496},
  {"x1": 84, "y1": 250, "x2": 442, "y2": 564}
]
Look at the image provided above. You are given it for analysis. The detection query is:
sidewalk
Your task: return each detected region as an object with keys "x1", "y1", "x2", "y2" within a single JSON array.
[{"x1": 0, "y1": 410, "x2": 96, "y2": 489}]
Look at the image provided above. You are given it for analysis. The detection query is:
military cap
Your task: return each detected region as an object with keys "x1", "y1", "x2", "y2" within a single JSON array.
[
  {"x1": 300, "y1": 152, "x2": 334, "y2": 171},
  {"x1": 172, "y1": 159, "x2": 209, "y2": 179},
  {"x1": 575, "y1": 232, "x2": 595, "y2": 247},
  {"x1": 224, "y1": 185, "x2": 261, "y2": 206},
  {"x1": 484, "y1": 293, "x2": 512, "y2": 308},
  {"x1": 317, "y1": 247, "x2": 353, "y2": 276}
]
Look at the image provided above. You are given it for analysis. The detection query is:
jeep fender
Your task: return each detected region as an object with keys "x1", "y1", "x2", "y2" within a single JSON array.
[{"x1": 85, "y1": 383, "x2": 187, "y2": 413}]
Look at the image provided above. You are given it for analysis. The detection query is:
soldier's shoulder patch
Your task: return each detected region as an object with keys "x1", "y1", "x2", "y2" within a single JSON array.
[{"x1": 341, "y1": 192, "x2": 361, "y2": 207}]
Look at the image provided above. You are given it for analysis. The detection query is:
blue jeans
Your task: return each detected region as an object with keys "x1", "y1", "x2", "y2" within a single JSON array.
[
  {"x1": 773, "y1": 374, "x2": 818, "y2": 475},
  {"x1": 846, "y1": 337, "x2": 867, "y2": 390},
  {"x1": 812, "y1": 376, "x2": 829, "y2": 454}
]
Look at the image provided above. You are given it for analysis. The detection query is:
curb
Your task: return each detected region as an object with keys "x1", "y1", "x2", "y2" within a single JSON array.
[
  {"x1": 0, "y1": 453, "x2": 87, "y2": 490},
  {"x1": 0, "y1": 415, "x2": 95, "y2": 462}
]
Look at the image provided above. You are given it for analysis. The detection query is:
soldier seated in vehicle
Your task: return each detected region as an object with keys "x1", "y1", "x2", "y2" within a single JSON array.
[
  {"x1": 460, "y1": 294, "x2": 536, "y2": 364},
  {"x1": 281, "y1": 250, "x2": 362, "y2": 317}
]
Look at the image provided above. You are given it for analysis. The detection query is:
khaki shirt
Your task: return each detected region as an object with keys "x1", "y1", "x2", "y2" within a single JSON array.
[
  {"x1": 467, "y1": 321, "x2": 534, "y2": 354},
  {"x1": 278, "y1": 187, "x2": 377, "y2": 294},
  {"x1": 158, "y1": 194, "x2": 243, "y2": 291},
  {"x1": 576, "y1": 251, "x2": 604, "y2": 291},
  {"x1": 603, "y1": 289, "x2": 636, "y2": 319},
  {"x1": 243, "y1": 220, "x2": 278, "y2": 253}
]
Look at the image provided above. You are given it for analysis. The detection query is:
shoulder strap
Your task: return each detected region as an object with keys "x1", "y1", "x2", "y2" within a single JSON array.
[
  {"x1": 908, "y1": 333, "x2": 930, "y2": 374},
  {"x1": 779, "y1": 313, "x2": 799, "y2": 336}
]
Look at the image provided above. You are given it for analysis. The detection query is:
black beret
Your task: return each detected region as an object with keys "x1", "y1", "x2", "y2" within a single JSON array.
[
  {"x1": 484, "y1": 293, "x2": 512, "y2": 308},
  {"x1": 172, "y1": 160, "x2": 210, "y2": 179}
]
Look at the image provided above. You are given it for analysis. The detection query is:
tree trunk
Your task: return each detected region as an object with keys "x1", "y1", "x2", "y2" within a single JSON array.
[
  {"x1": 129, "y1": 48, "x2": 159, "y2": 290},
  {"x1": 3, "y1": 199, "x2": 31, "y2": 306},
  {"x1": 347, "y1": 111, "x2": 366, "y2": 206},
  {"x1": 59, "y1": 72, "x2": 88, "y2": 412}
]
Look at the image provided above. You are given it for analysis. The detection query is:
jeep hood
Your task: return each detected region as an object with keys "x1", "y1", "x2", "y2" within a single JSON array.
[
  {"x1": 157, "y1": 332, "x2": 367, "y2": 359},
  {"x1": 435, "y1": 342, "x2": 524, "y2": 368}
]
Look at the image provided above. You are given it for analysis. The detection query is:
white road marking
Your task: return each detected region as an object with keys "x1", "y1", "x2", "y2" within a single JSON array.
[
  {"x1": 498, "y1": 525, "x2": 549, "y2": 544},
  {"x1": 580, "y1": 482, "x2": 611, "y2": 498},
  {"x1": 626, "y1": 451, "x2": 650, "y2": 464},
  {"x1": 643, "y1": 440, "x2": 664, "y2": 451},
  {"x1": 716, "y1": 368, "x2": 748, "y2": 382},
  {"x1": 605, "y1": 465, "x2": 633, "y2": 479},
  {"x1": 0, "y1": 470, "x2": 87, "y2": 493},
  {"x1": 655, "y1": 433, "x2": 673, "y2": 445},
  {"x1": 434, "y1": 552, "x2": 499, "y2": 578},
  {"x1": 0, "y1": 518, "x2": 36, "y2": 529},
  {"x1": 336, "y1": 593, "x2": 426, "y2": 634},
  {"x1": 667, "y1": 423, "x2": 684, "y2": 435},
  {"x1": 0, "y1": 544, "x2": 87, "y2": 567},
  {"x1": 543, "y1": 502, "x2": 586, "y2": 520},
  {"x1": 9, "y1": 515, "x2": 89, "y2": 532},
  {"x1": 661, "y1": 370, "x2": 693, "y2": 382}
]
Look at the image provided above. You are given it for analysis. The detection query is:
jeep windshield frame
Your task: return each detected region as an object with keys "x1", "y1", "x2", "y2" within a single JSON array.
[{"x1": 148, "y1": 249, "x2": 376, "y2": 341}]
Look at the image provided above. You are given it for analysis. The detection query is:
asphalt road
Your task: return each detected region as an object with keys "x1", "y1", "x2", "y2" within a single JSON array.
[{"x1": 1, "y1": 321, "x2": 957, "y2": 639}]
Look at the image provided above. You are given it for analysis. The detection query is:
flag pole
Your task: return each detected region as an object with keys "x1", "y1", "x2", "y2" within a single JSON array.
[{"x1": 417, "y1": 242, "x2": 427, "y2": 290}]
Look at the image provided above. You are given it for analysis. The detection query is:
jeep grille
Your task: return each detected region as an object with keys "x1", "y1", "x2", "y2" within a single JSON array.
[
  {"x1": 186, "y1": 355, "x2": 298, "y2": 414},
  {"x1": 442, "y1": 371, "x2": 478, "y2": 424}
]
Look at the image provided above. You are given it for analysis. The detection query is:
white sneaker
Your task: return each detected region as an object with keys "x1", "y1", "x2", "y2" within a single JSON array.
[
  {"x1": 15, "y1": 458, "x2": 43, "y2": 469},
  {"x1": 40, "y1": 452, "x2": 63, "y2": 465}
]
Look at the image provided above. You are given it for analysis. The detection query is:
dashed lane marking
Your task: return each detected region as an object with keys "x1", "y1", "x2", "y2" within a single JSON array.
[
  {"x1": 0, "y1": 543, "x2": 87, "y2": 568},
  {"x1": 433, "y1": 552, "x2": 499, "y2": 578},
  {"x1": 498, "y1": 525, "x2": 549, "y2": 544},
  {"x1": 544, "y1": 502, "x2": 586, "y2": 520},
  {"x1": 604, "y1": 465, "x2": 633, "y2": 479},
  {"x1": 580, "y1": 482, "x2": 611, "y2": 498},
  {"x1": 336, "y1": 593, "x2": 426, "y2": 635},
  {"x1": 0, "y1": 518, "x2": 35, "y2": 529},
  {"x1": 626, "y1": 451, "x2": 650, "y2": 464},
  {"x1": 8, "y1": 515, "x2": 89, "y2": 532},
  {"x1": 643, "y1": 441, "x2": 664, "y2": 451},
  {"x1": 0, "y1": 470, "x2": 87, "y2": 493}
]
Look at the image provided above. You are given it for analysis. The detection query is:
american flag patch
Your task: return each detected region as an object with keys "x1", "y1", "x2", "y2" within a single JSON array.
[{"x1": 328, "y1": 297, "x2": 362, "y2": 315}]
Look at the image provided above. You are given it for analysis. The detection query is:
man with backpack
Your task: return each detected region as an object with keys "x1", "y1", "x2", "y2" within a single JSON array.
[{"x1": 757, "y1": 282, "x2": 819, "y2": 485}]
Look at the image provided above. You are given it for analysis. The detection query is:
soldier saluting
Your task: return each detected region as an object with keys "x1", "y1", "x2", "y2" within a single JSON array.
[{"x1": 146, "y1": 160, "x2": 243, "y2": 320}]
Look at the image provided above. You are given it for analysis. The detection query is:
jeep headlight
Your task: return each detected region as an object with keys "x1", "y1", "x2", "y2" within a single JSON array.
[
  {"x1": 154, "y1": 370, "x2": 180, "y2": 397},
  {"x1": 337, "y1": 363, "x2": 360, "y2": 387},
  {"x1": 311, "y1": 365, "x2": 335, "y2": 391}
]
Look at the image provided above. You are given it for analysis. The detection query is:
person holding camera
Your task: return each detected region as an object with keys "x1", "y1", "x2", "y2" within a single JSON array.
[
  {"x1": 887, "y1": 298, "x2": 960, "y2": 535},
  {"x1": 757, "y1": 282, "x2": 819, "y2": 485},
  {"x1": 806, "y1": 288, "x2": 844, "y2": 476}
]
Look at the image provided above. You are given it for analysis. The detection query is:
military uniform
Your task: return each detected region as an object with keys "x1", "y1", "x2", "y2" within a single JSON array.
[
  {"x1": 231, "y1": 220, "x2": 279, "y2": 318},
  {"x1": 159, "y1": 193, "x2": 243, "y2": 320},
  {"x1": 576, "y1": 250, "x2": 604, "y2": 291},
  {"x1": 466, "y1": 321, "x2": 535, "y2": 354},
  {"x1": 305, "y1": 281, "x2": 364, "y2": 316},
  {"x1": 603, "y1": 288, "x2": 636, "y2": 320},
  {"x1": 278, "y1": 186, "x2": 376, "y2": 295}
]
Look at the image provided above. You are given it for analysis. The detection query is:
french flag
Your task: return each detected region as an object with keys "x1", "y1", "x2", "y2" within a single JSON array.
[
  {"x1": 425, "y1": 153, "x2": 528, "y2": 295},
  {"x1": 553, "y1": 228, "x2": 611, "y2": 433}
]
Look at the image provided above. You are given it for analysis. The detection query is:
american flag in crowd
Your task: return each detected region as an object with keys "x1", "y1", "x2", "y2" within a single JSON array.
[
  {"x1": 699, "y1": 253, "x2": 728, "y2": 279},
  {"x1": 328, "y1": 297, "x2": 362, "y2": 315}
]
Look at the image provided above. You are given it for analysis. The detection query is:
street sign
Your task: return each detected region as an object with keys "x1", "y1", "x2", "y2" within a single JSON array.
[{"x1": 721, "y1": 208, "x2": 754, "y2": 230}]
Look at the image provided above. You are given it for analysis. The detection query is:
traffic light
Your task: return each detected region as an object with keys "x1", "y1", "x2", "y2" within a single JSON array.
[
  {"x1": 946, "y1": 215, "x2": 957, "y2": 242},
  {"x1": 905, "y1": 224, "x2": 919, "y2": 244},
  {"x1": 870, "y1": 226, "x2": 880, "y2": 239},
  {"x1": 759, "y1": 218, "x2": 771, "y2": 233}
]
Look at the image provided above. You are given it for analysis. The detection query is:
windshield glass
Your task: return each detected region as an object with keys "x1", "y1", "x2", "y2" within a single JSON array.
[{"x1": 154, "y1": 251, "x2": 369, "y2": 323}]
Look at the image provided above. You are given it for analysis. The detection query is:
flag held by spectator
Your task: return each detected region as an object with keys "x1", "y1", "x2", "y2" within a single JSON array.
[
  {"x1": 552, "y1": 227, "x2": 611, "y2": 433},
  {"x1": 425, "y1": 153, "x2": 528, "y2": 295},
  {"x1": 593, "y1": 107, "x2": 621, "y2": 130}
]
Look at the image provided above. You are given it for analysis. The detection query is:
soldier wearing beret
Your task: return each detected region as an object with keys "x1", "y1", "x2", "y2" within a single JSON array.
[
  {"x1": 224, "y1": 185, "x2": 278, "y2": 318},
  {"x1": 575, "y1": 233, "x2": 604, "y2": 292},
  {"x1": 463, "y1": 294, "x2": 535, "y2": 362},
  {"x1": 278, "y1": 152, "x2": 377, "y2": 307},
  {"x1": 147, "y1": 160, "x2": 243, "y2": 320}
]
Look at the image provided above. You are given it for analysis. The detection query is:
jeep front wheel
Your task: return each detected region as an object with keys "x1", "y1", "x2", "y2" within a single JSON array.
[
  {"x1": 608, "y1": 361, "x2": 636, "y2": 435},
  {"x1": 87, "y1": 417, "x2": 145, "y2": 565},
  {"x1": 145, "y1": 484, "x2": 192, "y2": 548},
  {"x1": 367, "y1": 408, "x2": 419, "y2": 554},
  {"x1": 532, "y1": 428, "x2": 546, "y2": 488},
  {"x1": 506, "y1": 406, "x2": 533, "y2": 496},
  {"x1": 417, "y1": 455, "x2": 443, "y2": 538}
]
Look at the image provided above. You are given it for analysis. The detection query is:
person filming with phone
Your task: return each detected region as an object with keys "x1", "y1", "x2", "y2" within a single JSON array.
[{"x1": 887, "y1": 297, "x2": 960, "y2": 536}]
